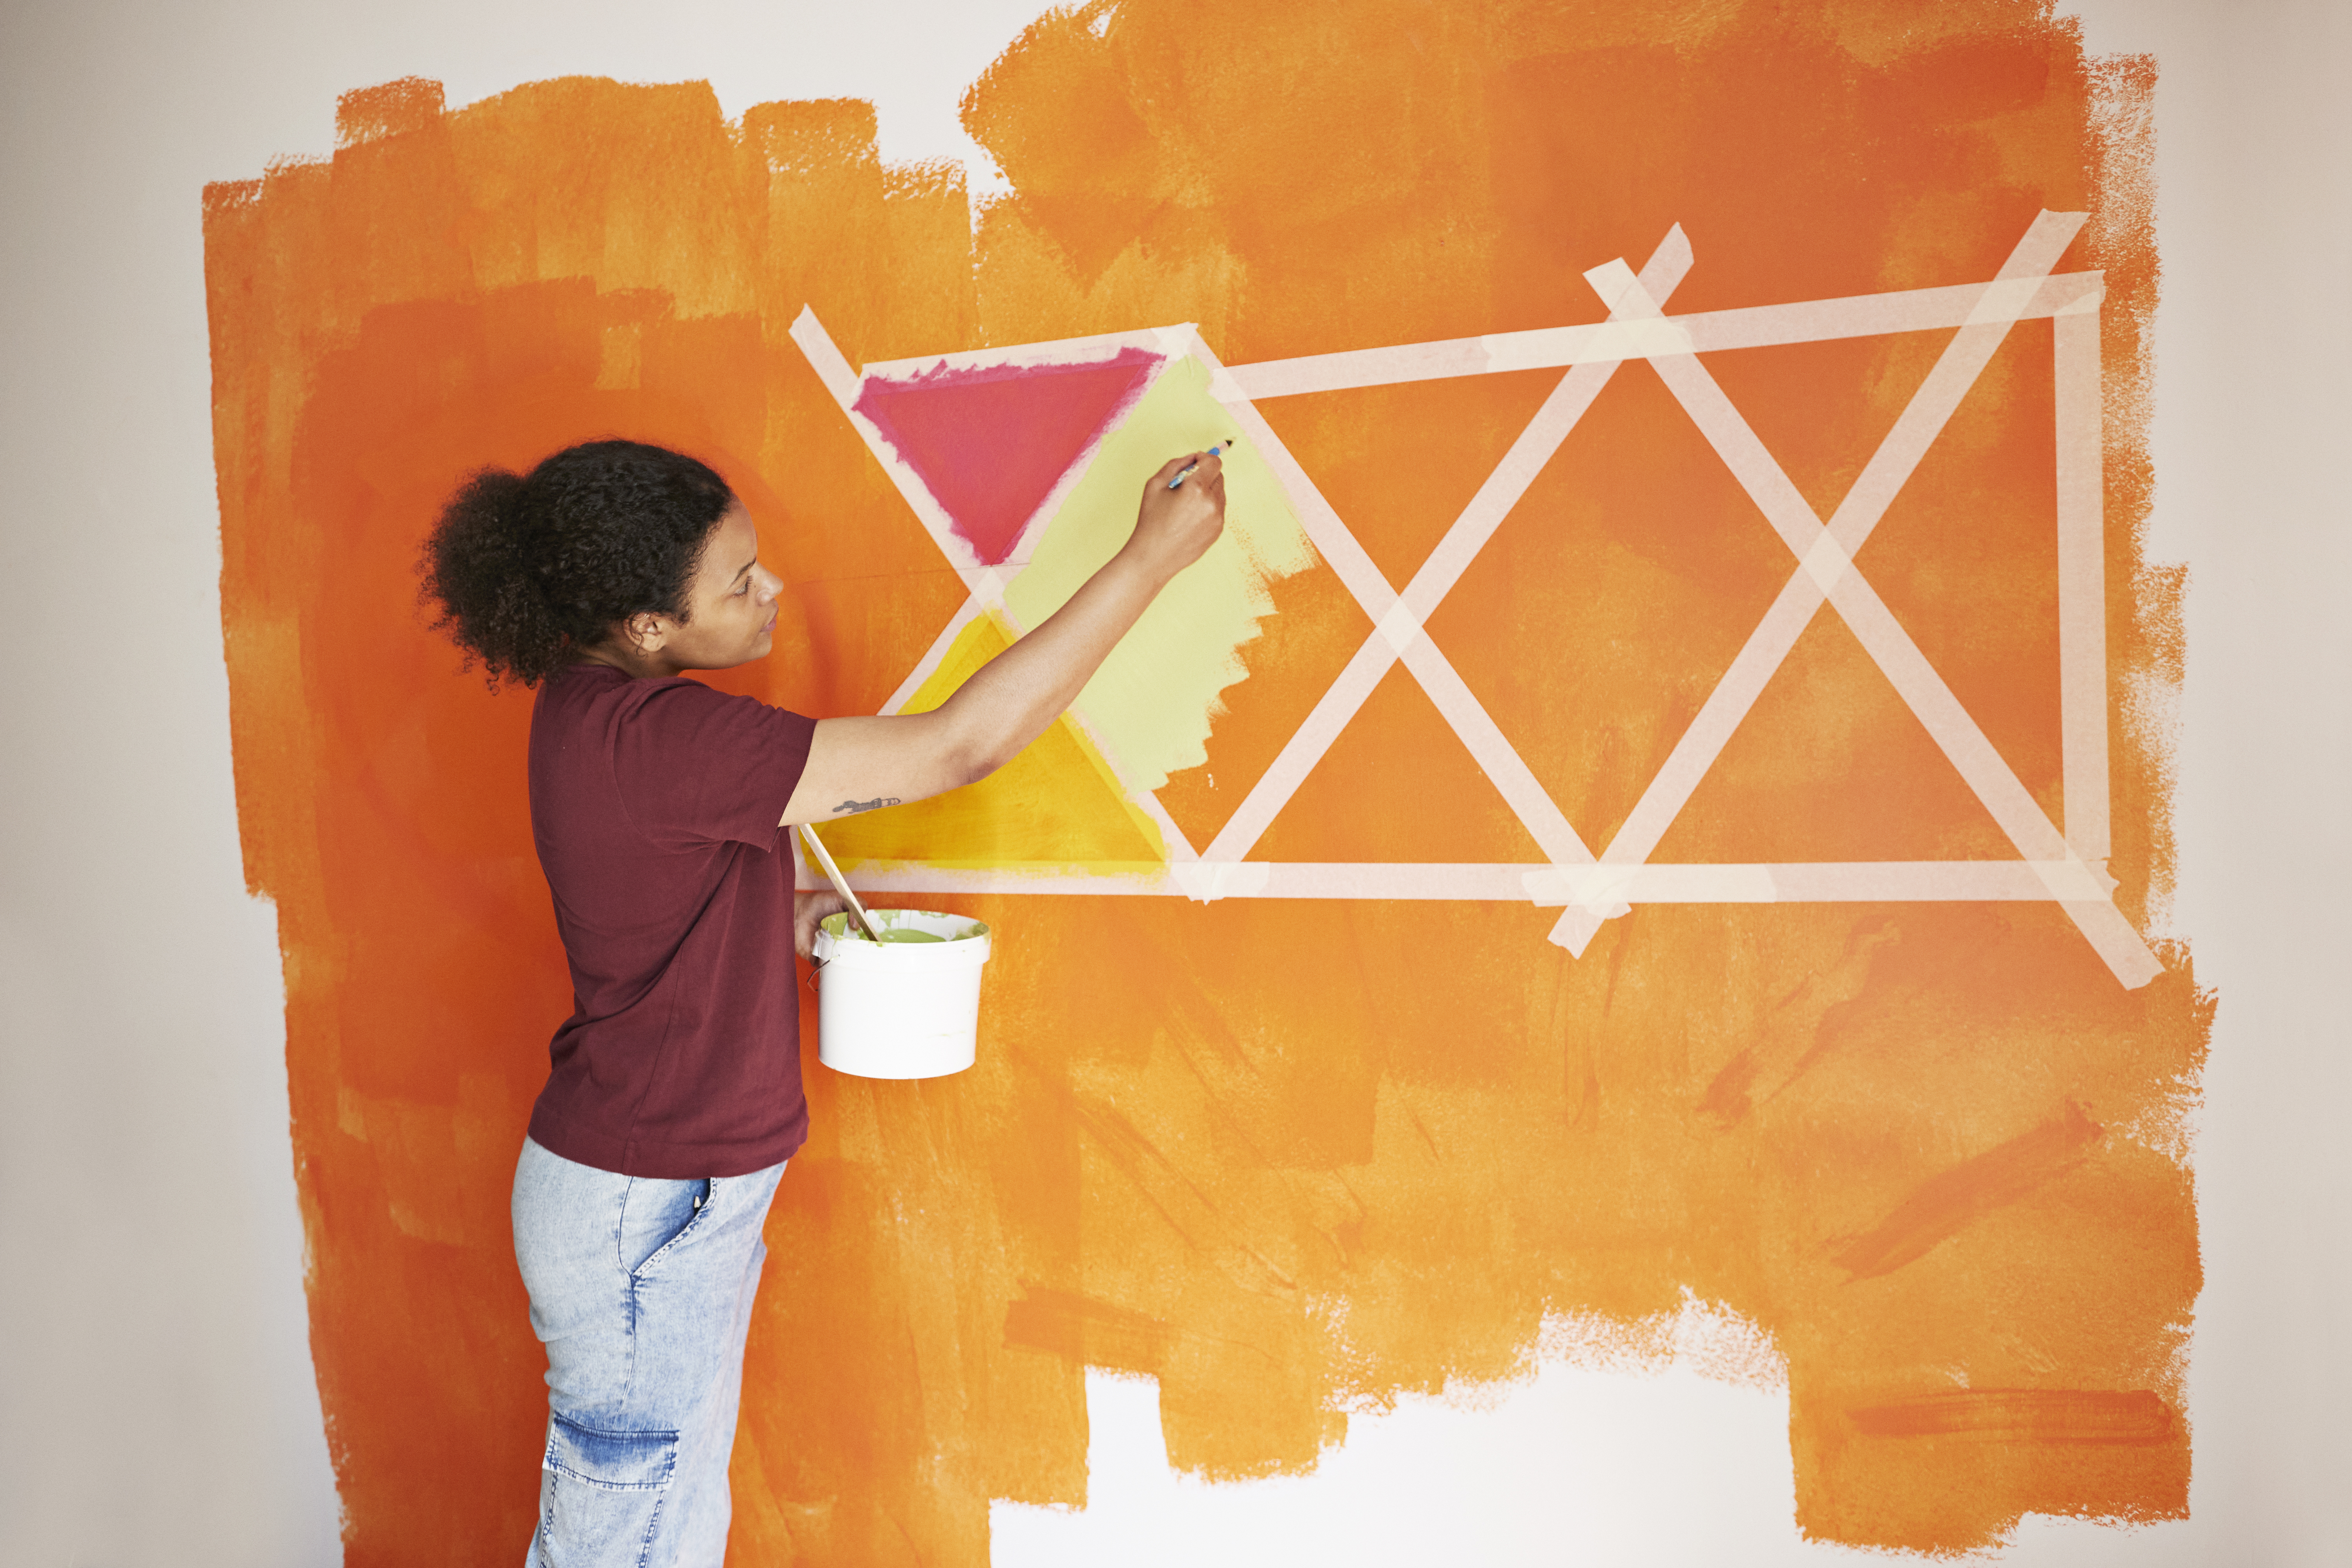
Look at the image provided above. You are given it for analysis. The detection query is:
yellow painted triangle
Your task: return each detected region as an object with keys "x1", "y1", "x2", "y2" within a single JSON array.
[{"x1": 818, "y1": 611, "x2": 1172, "y2": 873}]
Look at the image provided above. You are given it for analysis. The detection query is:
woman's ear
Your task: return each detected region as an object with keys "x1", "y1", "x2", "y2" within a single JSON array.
[{"x1": 624, "y1": 612, "x2": 669, "y2": 653}]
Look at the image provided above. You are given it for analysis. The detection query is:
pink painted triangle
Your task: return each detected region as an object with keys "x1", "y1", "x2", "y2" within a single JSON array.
[{"x1": 852, "y1": 348, "x2": 1161, "y2": 566}]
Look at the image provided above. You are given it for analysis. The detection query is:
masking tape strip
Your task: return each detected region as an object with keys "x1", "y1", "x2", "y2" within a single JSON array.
[
  {"x1": 815, "y1": 858, "x2": 2128, "y2": 903},
  {"x1": 787, "y1": 304, "x2": 864, "y2": 406},
  {"x1": 1223, "y1": 271, "x2": 2103, "y2": 400},
  {"x1": 2053, "y1": 308, "x2": 2111, "y2": 862},
  {"x1": 1168, "y1": 860, "x2": 1272, "y2": 901},
  {"x1": 833, "y1": 861, "x2": 1545, "y2": 901},
  {"x1": 1525, "y1": 858, "x2": 2114, "y2": 907},
  {"x1": 1132, "y1": 788, "x2": 1204, "y2": 864}
]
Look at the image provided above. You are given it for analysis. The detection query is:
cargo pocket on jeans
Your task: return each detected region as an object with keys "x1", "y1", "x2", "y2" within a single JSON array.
[
  {"x1": 543, "y1": 1411, "x2": 679, "y2": 1492},
  {"x1": 538, "y1": 1414, "x2": 679, "y2": 1568}
]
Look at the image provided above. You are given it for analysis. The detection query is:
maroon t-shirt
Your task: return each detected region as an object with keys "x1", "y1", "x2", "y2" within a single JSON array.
[{"x1": 525, "y1": 662, "x2": 818, "y2": 1178}]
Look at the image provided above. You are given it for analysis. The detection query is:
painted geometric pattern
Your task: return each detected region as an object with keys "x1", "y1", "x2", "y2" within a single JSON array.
[{"x1": 795, "y1": 211, "x2": 2156, "y2": 989}]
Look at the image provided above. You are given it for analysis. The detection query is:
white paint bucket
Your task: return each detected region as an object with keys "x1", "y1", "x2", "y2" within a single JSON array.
[{"x1": 810, "y1": 909, "x2": 993, "y2": 1079}]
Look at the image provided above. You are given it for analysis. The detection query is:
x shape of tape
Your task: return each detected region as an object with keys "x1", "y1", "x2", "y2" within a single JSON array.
[{"x1": 787, "y1": 210, "x2": 2157, "y2": 989}]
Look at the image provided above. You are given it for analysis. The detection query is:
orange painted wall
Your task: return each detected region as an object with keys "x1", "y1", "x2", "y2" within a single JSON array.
[{"x1": 204, "y1": 2, "x2": 2205, "y2": 1561}]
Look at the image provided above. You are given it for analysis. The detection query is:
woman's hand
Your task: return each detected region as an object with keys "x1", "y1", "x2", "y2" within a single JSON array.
[
  {"x1": 794, "y1": 889, "x2": 848, "y2": 960},
  {"x1": 1122, "y1": 449, "x2": 1228, "y2": 585}
]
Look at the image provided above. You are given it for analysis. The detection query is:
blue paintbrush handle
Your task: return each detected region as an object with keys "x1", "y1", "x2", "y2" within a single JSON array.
[{"x1": 1167, "y1": 442, "x2": 1231, "y2": 490}]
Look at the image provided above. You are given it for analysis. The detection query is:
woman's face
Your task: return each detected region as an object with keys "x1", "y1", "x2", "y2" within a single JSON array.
[{"x1": 657, "y1": 501, "x2": 783, "y2": 671}]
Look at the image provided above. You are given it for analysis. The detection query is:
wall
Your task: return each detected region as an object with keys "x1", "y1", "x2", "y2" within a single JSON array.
[{"x1": 0, "y1": 1, "x2": 2343, "y2": 1564}]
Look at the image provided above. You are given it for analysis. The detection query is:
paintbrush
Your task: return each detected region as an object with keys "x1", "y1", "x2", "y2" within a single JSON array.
[
  {"x1": 797, "y1": 822, "x2": 888, "y2": 945},
  {"x1": 1166, "y1": 441, "x2": 1234, "y2": 490}
]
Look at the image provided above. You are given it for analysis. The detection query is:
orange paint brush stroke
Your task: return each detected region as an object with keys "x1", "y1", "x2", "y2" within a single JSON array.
[
  {"x1": 1851, "y1": 1388, "x2": 2177, "y2": 1446},
  {"x1": 1005, "y1": 1285, "x2": 1176, "y2": 1377},
  {"x1": 1833, "y1": 1101, "x2": 2104, "y2": 1280}
]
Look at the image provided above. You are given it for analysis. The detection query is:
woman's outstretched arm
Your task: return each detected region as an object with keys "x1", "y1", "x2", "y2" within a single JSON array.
[{"x1": 779, "y1": 449, "x2": 1227, "y2": 828}]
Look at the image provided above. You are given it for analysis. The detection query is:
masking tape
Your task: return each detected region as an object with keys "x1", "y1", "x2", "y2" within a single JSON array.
[
  {"x1": 820, "y1": 857, "x2": 2132, "y2": 908},
  {"x1": 1526, "y1": 858, "x2": 2116, "y2": 908},
  {"x1": 1548, "y1": 905, "x2": 1609, "y2": 955},
  {"x1": 1170, "y1": 860, "x2": 1274, "y2": 902},
  {"x1": 1480, "y1": 314, "x2": 1699, "y2": 372},
  {"x1": 1125, "y1": 778, "x2": 1203, "y2": 863},
  {"x1": 2053, "y1": 308, "x2": 2111, "y2": 862},
  {"x1": 1799, "y1": 530, "x2": 1855, "y2": 596},
  {"x1": 1220, "y1": 269, "x2": 2102, "y2": 401},
  {"x1": 822, "y1": 861, "x2": 1536, "y2": 901},
  {"x1": 800, "y1": 222, "x2": 2158, "y2": 988},
  {"x1": 1964, "y1": 274, "x2": 2056, "y2": 329},
  {"x1": 2058, "y1": 899, "x2": 2166, "y2": 987},
  {"x1": 1375, "y1": 598, "x2": 1423, "y2": 656},
  {"x1": 822, "y1": 861, "x2": 1561, "y2": 902}
]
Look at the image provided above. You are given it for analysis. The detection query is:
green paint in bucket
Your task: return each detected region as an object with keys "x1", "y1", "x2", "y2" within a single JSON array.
[{"x1": 810, "y1": 909, "x2": 991, "y2": 1079}]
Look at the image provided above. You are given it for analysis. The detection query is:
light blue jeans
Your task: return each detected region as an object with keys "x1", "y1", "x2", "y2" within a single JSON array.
[{"x1": 512, "y1": 1137, "x2": 787, "y2": 1568}]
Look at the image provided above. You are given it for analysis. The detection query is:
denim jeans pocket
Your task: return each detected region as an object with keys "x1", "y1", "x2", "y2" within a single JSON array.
[
  {"x1": 629, "y1": 1176, "x2": 718, "y2": 1280},
  {"x1": 620, "y1": 1175, "x2": 714, "y2": 1278},
  {"x1": 543, "y1": 1412, "x2": 679, "y2": 1492},
  {"x1": 538, "y1": 1415, "x2": 679, "y2": 1568}
]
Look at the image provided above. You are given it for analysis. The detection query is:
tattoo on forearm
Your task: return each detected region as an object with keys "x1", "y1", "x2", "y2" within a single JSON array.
[{"x1": 833, "y1": 797, "x2": 901, "y2": 814}]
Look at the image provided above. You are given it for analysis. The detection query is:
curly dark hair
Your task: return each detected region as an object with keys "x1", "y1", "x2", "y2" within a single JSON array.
[{"x1": 420, "y1": 440, "x2": 737, "y2": 688}]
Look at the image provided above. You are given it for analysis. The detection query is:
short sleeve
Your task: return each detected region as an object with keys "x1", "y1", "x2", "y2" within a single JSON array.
[{"x1": 608, "y1": 679, "x2": 818, "y2": 849}]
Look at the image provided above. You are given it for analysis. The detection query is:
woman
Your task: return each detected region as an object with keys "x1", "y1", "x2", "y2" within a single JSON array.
[{"x1": 420, "y1": 438, "x2": 1225, "y2": 1567}]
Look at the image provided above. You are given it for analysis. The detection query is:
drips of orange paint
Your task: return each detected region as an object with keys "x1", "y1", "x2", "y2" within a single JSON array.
[{"x1": 206, "y1": 4, "x2": 2204, "y2": 1562}]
